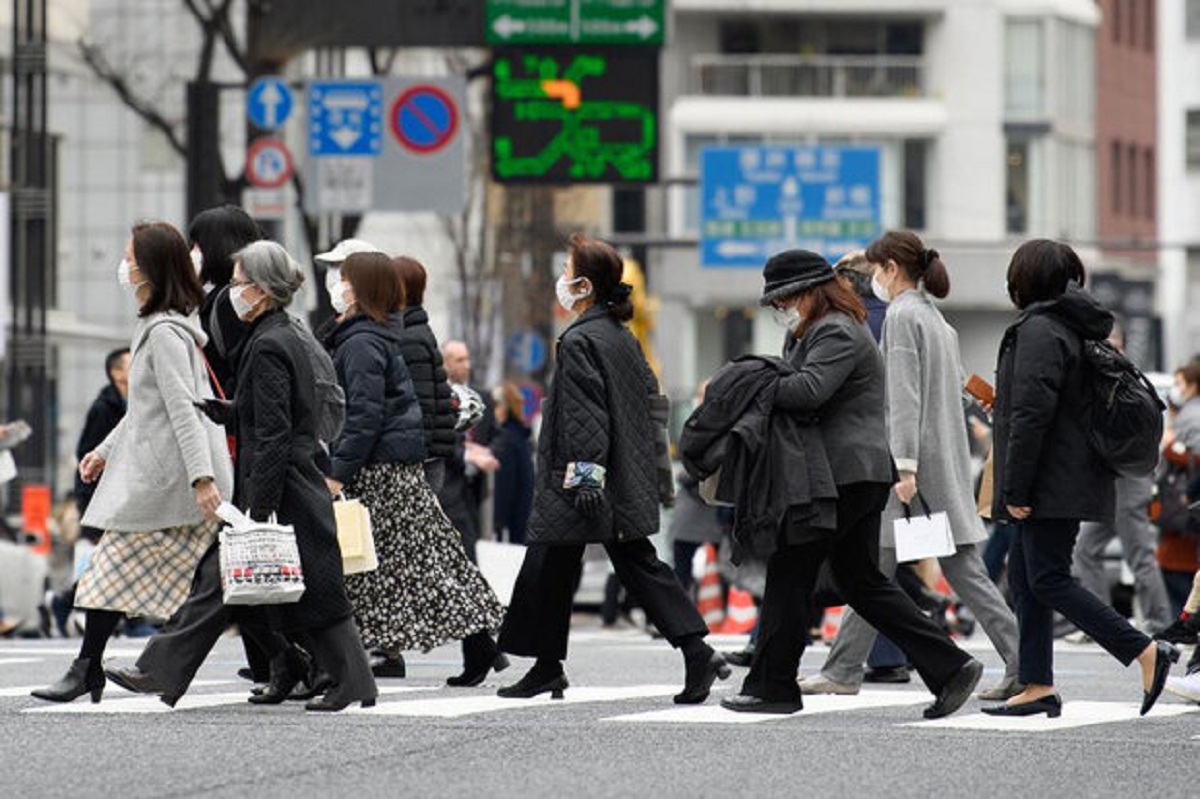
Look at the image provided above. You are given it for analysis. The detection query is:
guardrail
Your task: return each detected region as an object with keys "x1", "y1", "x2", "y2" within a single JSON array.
[{"x1": 690, "y1": 54, "x2": 925, "y2": 99}]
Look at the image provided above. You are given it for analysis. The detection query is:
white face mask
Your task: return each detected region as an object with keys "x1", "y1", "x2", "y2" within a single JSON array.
[
  {"x1": 556, "y1": 274, "x2": 590, "y2": 312},
  {"x1": 331, "y1": 280, "x2": 353, "y2": 315},
  {"x1": 1170, "y1": 385, "x2": 1190, "y2": 408},
  {"x1": 190, "y1": 247, "x2": 204, "y2": 277},
  {"x1": 871, "y1": 272, "x2": 891, "y2": 304},
  {"x1": 784, "y1": 307, "x2": 804, "y2": 332},
  {"x1": 229, "y1": 284, "x2": 259, "y2": 320},
  {"x1": 117, "y1": 258, "x2": 144, "y2": 293},
  {"x1": 324, "y1": 266, "x2": 341, "y2": 299}
]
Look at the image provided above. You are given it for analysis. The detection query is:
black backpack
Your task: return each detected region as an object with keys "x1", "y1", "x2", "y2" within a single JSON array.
[{"x1": 1082, "y1": 339, "x2": 1164, "y2": 477}]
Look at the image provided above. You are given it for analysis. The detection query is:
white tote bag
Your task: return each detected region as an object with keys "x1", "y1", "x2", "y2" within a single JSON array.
[
  {"x1": 893, "y1": 494, "x2": 956, "y2": 563},
  {"x1": 216, "y1": 503, "x2": 306, "y2": 605}
]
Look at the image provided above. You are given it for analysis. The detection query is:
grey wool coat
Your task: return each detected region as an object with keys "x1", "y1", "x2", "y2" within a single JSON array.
[
  {"x1": 83, "y1": 312, "x2": 234, "y2": 533},
  {"x1": 879, "y1": 289, "x2": 986, "y2": 548}
]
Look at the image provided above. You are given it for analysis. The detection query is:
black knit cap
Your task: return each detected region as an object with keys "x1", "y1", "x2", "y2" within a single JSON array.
[{"x1": 758, "y1": 249, "x2": 836, "y2": 307}]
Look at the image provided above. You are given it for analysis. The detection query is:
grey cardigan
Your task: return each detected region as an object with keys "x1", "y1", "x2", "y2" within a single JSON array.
[
  {"x1": 879, "y1": 289, "x2": 986, "y2": 547},
  {"x1": 82, "y1": 312, "x2": 234, "y2": 533}
]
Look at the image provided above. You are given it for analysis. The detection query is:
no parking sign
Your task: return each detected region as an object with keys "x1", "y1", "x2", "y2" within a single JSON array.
[{"x1": 245, "y1": 138, "x2": 294, "y2": 189}]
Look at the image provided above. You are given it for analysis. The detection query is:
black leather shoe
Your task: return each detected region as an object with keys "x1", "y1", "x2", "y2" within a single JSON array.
[
  {"x1": 1142, "y1": 641, "x2": 1181, "y2": 716},
  {"x1": 924, "y1": 659, "x2": 984, "y2": 719},
  {"x1": 248, "y1": 646, "x2": 311, "y2": 706},
  {"x1": 1155, "y1": 617, "x2": 1200, "y2": 646},
  {"x1": 864, "y1": 666, "x2": 911, "y2": 684},
  {"x1": 723, "y1": 649, "x2": 755, "y2": 668},
  {"x1": 448, "y1": 653, "x2": 510, "y2": 688},
  {"x1": 675, "y1": 651, "x2": 732, "y2": 705},
  {"x1": 371, "y1": 655, "x2": 407, "y2": 679},
  {"x1": 31, "y1": 658, "x2": 105, "y2": 704},
  {"x1": 719, "y1": 694, "x2": 802, "y2": 715},
  {"x1": 105, "y1": 666, "x2": 166, "y2": 696},
  {"x1": 497, "y1": 670, "x2": 568, "y2": 699},
  {"x1": 305, "y1": 695, "x2": 376, "y2": 712},
  {"x1": 981, "y1": 694, "x2": 1062, "y2": 718}
]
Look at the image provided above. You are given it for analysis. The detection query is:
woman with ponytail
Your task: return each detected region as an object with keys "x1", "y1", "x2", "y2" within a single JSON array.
[
  {"x1": 497, "y1": 234, "x2": 730, "y2": 704},
  {"x1": 801, "y1": 230, "x2": 1022, "y2": 702}
]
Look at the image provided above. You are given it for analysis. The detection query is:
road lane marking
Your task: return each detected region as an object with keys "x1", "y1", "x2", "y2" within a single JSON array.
[
  {"x1": 0, "y1": 658, "x2": 41, "y2": 666},
  {"x1": 20, "y1": 685, "x2": 439, "y2": 714},
  {"x1": 603, "y1": 689, "x2": 931, "y2": 725},
  {"x1": 349, "y1": 684, "x2": 682, "y2": 718},
  {"x1": 904, "y1": 700, "x2": 1200, "y2": 732}
]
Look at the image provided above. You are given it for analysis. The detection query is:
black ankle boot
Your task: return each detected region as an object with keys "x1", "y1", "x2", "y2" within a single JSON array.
[
  {"x1": 497, "y1": 662, "x2": 567, "y2": 699},
  {"x1": 675, "y1": 647, "x2": 732, "y2": 705},
  {"x1": 448, "y1": 633, "x2": 510, "y2": 688},
  {"x1": 249, "y1": 645, "x2": 312, "y2": 705},
  {"x1": 31, "y1": 658, "x2": 105, "y2": 704}
]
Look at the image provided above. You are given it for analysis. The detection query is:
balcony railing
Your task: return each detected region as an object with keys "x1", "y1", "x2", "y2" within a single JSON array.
[{"x1": 690, "y1": 54, "x2": 926, "y2": 99}]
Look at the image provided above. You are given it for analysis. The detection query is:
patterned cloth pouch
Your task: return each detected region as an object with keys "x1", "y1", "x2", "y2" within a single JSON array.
[{"x1": 563, "y1": 461, "x2": 606, "y2": 491}]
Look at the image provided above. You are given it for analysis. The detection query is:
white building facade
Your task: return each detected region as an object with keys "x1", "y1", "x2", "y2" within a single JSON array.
[{"x1": 651, "y1": 0, "x2": 1101, "y2": 398}]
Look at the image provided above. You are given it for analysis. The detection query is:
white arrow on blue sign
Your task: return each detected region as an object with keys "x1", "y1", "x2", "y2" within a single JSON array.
[
  {"x1": 247, "y1": 76, "x2": 294, "y2": 131},
  {"x1": 308, "y1": 81, "x2": 384, "y2": 157}
]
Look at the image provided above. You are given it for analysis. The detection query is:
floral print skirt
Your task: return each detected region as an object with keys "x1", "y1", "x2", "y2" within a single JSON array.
[{"x1": 344, "y1": 461, "x2": 504, "y2": 653}]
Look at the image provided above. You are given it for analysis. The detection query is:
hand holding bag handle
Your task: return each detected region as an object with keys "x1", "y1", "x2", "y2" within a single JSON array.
[{"x1": 901, "y1": 491, "x2": 934, "y2": 521}]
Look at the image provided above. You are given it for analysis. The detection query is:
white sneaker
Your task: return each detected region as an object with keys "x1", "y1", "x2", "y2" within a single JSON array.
[
  {"x1": 797, "y1": 675, "x2": 860, "y2": 695},
  {"x1": 1165, "y1": 672, "x2": 1200, "y2": 704},
  {"x1": 1063, "y1": 631, "x2": 1093, "y2": 645}
]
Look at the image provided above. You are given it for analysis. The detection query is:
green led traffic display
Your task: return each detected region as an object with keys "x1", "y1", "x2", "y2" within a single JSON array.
[{"x1": 491, "y1": 48, "x2": 659, "y2": 184}]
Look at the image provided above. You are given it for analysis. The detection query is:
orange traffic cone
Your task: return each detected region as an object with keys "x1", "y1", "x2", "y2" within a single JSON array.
[
  {"x1": 695, "y1": 543, "x2": 725, "y2": 632},
  {"x1": 821, "y1": 605, "x2": 846, "y2": 642},
  {"x1": 717, "y1": 587, "x2": 757, "y2": 634}
]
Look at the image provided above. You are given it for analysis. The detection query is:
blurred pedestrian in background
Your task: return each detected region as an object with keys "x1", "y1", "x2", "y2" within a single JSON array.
[
  {"x1": 982, "y1": 239, "x2": 1176, "y2": 719},
  {"x1": 392, "y1": 256, "x2": 457, "y2": 493},
  {"x1": 833, "y1": 249, "x2": 886, "y2": 341},
  {"x1": 720, "y1": 248, "x2": 982, "y2": 717},
  {"x1": 801, "y1": 231, "x2": 1020, "y2": 702},
  {"x1": 325, "y1": 253, "x2": 506, "y2": 687},
  {"x1": 33, "y1": 222, "x2": 232, "y2": 704},
  {"x1": 491, "y1": 382, "x2": 535, "y2": 545},
  {"x1": 498, "y1": 234, "x2": 728, "y2": 704},
  {"x1": 1157, "y1": 361, "x2": 1200, "y2": 617}
]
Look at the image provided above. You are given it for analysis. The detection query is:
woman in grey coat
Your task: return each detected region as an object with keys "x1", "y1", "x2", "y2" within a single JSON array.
[
  {"x1": 800, "y1": 230, "x2": 1020, "y2": 701},
  {"x1": 33, "y1": 222, "x2": 233, "y2": 704}
]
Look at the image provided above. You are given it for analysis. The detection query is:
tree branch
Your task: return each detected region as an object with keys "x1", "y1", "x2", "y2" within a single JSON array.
[{"x1": 76, "y1": 39, "x2": 187, "y2": 157}]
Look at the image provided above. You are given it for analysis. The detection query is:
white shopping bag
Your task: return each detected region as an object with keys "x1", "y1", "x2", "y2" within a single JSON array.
[
  {"x1": 216, "y1": 502, "x2": 306, "y2": 605},
  {"x1": 893, "y1": 495, "x2": 956, "y2": 563}
]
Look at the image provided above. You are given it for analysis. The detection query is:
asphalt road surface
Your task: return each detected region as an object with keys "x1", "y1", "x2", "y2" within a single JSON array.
[{"x1": 2, "y1": 620, "x2": 1196, "y2": 798}]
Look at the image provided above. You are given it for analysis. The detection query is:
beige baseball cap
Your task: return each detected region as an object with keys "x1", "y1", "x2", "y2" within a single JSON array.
[{"x1": 314, "y1": 238, "x2": 383, "y2": 265}]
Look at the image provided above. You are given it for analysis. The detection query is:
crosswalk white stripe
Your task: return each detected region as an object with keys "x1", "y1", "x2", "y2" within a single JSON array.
[
  {"x1": 603, "y1": 689, "x2": 931, "y2": 725},
  {"x1": 0, "y1": 658, "x2": 41, "y2": 666},
  {"x1": 347, "y1": 684, "x2": 682, "y2": 718},
  {"x1": 902, "y1": 700, "x2": 1200, "y2": 732},
  {"x1": 20, "y1": 685, "x2": 439, "y2": 714}
]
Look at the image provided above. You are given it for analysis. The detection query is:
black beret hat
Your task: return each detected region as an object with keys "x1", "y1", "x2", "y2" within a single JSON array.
[{"x1": 759, "y1": 249, "x2": 836, "y2": 306}]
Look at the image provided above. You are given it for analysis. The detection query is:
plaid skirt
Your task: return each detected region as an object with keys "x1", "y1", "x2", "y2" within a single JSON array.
[{"x1": 75, "y1": 523, "x2": 217, "y2": 619}]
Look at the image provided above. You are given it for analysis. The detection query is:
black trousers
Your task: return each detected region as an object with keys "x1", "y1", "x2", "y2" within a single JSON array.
[
  {"x1": 499, "y1": 538, "x2": 709, "y2": 661},
  {"x1": 743, "y1": 482, "x2": 971, "y2": 702},
  {"x1": 1009, "y1": 518, "x2": 1150, "y2": 686},
  {"x1": 136, "y1": 543, "x2": 282, "y2": 698}
]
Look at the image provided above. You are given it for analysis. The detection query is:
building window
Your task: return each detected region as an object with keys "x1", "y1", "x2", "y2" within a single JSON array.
[
  {"x1": 1112, "y1": 141, "x2": 1123, "y2": 213},
  {"x1": 1189, "y1": 0, "x2": 1200, "y2": 39},
  {"x1": 1144, "y1": 148, "x2": 1155, "y2": 219},
  {"x1": 1145, "y1": 0, "x2": 1155, "y2": 50},
  {"x1": 1128, "y1": 143, "x2": 1139, "y2": 216},
  {"x1": 1006, "y1": 20, "x2": 1044, "y2": 117},
  {"x1": 1007, "y1": 139, "x2": 1030, "y2": 234},
  {"x1": 903, "y1": 139, "x2": 927, "y2": 230},
  {"x1": 1188, "y1": 111, "x2": 1200, "y2": 170},
  {"x1": 1113, "y1": 0, "x2": 1123, "y2": 43}
]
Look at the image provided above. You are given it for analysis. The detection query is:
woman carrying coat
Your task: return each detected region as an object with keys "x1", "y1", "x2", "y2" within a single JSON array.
[
  {"x1": 720, "y1": 249, "x2": 982, "y2": 716},
  {"x1": 801, "y1": 231, "x2": 1020, "y2": 701},
  {"x1": 983, "y1": 240, "x2": 1177, "y2": 718},
  {"x1": 325, "y1": 253, "x2": 506, "y2": 687},
  {"x1": 497, "y1": 234, "x2": 729, "y2": 704},
  {"x1": 33, "y1": 222, "x2": 233, "y2": 704}
]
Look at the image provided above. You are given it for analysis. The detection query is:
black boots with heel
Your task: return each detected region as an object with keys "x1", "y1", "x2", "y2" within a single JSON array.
[
  {"x1": 31, "y1": 658, "x2": 105, "y2": 704},
  {"x1": 448, "y1": 632, "x2": 510, "y2": 687}
]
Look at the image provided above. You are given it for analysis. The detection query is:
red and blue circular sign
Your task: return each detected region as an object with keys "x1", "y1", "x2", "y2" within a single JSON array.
[
  {"x1": 245, "y1": 138, "x2": 294, "y2": 189},
  {"x1": 390, "y1": 85, "x2": 459, "y2": 154}
]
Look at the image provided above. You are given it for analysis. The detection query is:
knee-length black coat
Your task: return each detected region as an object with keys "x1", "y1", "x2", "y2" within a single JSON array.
[
  {"x1": 528, "y1": 306, "x2": 664, "y2": 545},
  {"x1": 234, "y1": 309, "x2": 353, "y2": 633}
]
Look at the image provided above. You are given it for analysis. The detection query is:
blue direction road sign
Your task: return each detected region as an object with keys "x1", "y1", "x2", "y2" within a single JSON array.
[
  {"x1": 701, "y1": 146, "x2": 881, "y2": 268},
  {"x1": 247, "y1": 77, "x2": 294, "y2": 130},
  {"x1": 308, "y1": 81, "x2": 384, "y2": 157},
  {"x1": 506, "y1": 330, "x2": 547, "y2": 375}
]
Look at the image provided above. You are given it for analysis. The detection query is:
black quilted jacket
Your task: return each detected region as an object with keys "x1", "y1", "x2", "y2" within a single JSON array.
[
  {"x1": 528, "y1": 307, "x2": 663, "y2": 545},
  {"x1": 393, "y1": 307, "x2": 457, "y2": 460}
]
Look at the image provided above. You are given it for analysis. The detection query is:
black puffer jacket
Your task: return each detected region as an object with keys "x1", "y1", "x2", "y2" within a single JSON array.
[
  {"x1": 393, "y1": 307, "x2": 456, "y2": 460},
  {"x1": 327, "y1": 314, "x2": 426, "y2": 482},
  {"x1": 528, "y1": 307, "x2": 664, "y2": 545},
  {"x1": 74, "y1": 384, "x2": 126, "y2": 516},
  {"x1": 992, "y1": 287, "x2": 1116, "y2": 523}
]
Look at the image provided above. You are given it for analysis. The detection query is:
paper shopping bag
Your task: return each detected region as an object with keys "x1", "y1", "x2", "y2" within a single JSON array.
[
  {"x1": 334, "y1": 496, "x2": 377, "y2": 575},
  {"x1": 893, "y1": 495, "x2": 956, "y2": 563}
]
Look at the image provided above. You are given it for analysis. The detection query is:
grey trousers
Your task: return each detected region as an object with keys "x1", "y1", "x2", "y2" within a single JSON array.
[
  {"x1": 1072, "y1": 474, "x2": 1172, "y2": 632},
  {"x1": 822, "y1": 543, "x2": 1019, "y2": 685}
]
